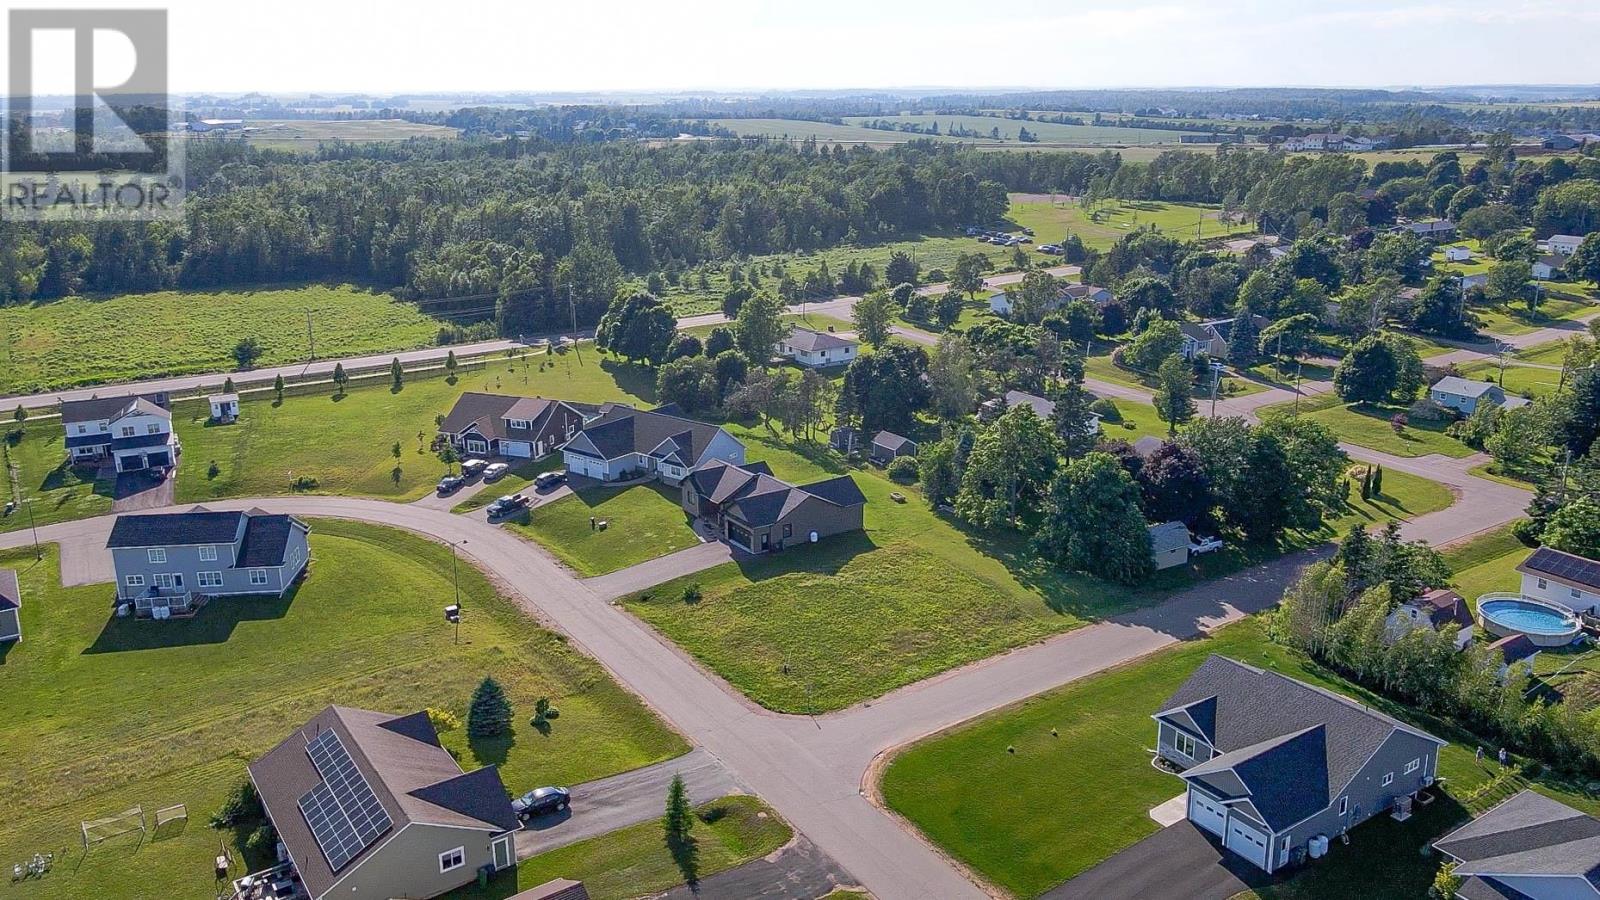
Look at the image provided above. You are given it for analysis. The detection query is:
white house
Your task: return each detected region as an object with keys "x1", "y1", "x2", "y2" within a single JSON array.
[
  {"x1": 1533, "y1": 254, "x2": 1567, "y2": 281},
  {"x1": 1384, "y1": 588, "x2": 1475, "y2": 650},
  {"x1": 209, "y1": 393, "x2": 240, "y2": 423},
  {"x1": 1400, "y1": 219, "x2": 1457, "y2": 241},
  {"x1": 60, "y1": 393, "x2": 180, "y2": 473},
  {"x1": 1517, "y1": 546, "x2": 1600, "y2": 615},
  {"x1": 775, "y1": 327, "x2": 858, "y2": 368},
  {"x1": 989, "y1": 283, "x2": 1113, "y2": 317},
  {"x1": 1548, "y1": 234, "x2": 1586, "y2": 257},
  {"x1": 1149, "y1": 521, "x2": 1191, "y2": 570},
  {"x1": 562, "y1": 404, "x2": 745, "y2": 485},
  {"x1": 1443, "y1": 246, "x2": 1474, "y2": 262}
]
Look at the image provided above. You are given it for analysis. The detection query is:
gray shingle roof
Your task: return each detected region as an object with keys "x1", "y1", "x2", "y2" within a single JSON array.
[
  {"x1": 249, "y1": 706, "x2": 517, "y2": 898},
  {"x1": 237, "y1": 513, "x2": 309, "y2": 567},
  {"x1": 1149, "y1": 521, "x2": 1190, "y2": 554},
  {"x1": 783, "y1": 327, "x2": 857, "y2": 353},
  {"x1": 1156, "y1": 656, "x2": 1443, "y2": 830},
  {"x1": 565, "y1": 406, "x2": 727, "y2": 464},
  {"x1": 0, "y1": 569, "x2": 18, "y2": 612},
  {"x1": 107, "y1": 508, "x2": 244, "y2": 547},
  {"x1": 1184, "y1": 726, "x2": 1330, "y2": 827},
  {"x1": 1005, "y1": 390, "x2": 1055, "y2": 419},
  {"x1": 1436, "y1": 790, "x2": 1600, "y2": 882},
  {"x1": 872, "y1": 431, "x2": 916, "y2": 453},
  {"x1": 1432, "y1": 376, "x2": 1500, "y2": 398},
  {"x1": 59, "y1": 393, "x2": 169, "y2": 426},
  {"x1": 109, "y1": 432, "x2": 174, "y2": 452}
]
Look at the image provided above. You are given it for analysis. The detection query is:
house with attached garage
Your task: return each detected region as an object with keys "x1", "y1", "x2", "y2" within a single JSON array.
[
  {"x1": 562, "y1": 404, "x2": 745, "y2": 486},
  {"x1": 107, "y1": 507, "x2": 311, "y2": 618},
  {"x1": 775, "y1": 327, "x2": 858, "y2": 369},
  {"x1": 1154, "y1": 655, "x2": 1445, "y2": 874},
  {"x1": 681, "y1": 459, "x2": 867, "y2": 553},
  {"x1": 1434, "y1": 789, "x2": 1600, "y2": 900},
  {"x1": 438, "y1": 393, "x2": 590, "y2": 460},
  {"x1": 60, "y1": 392, "x2": 180, "y2": 473},
  {"x1": 0, "y1": 569, "x2": 20, "y2": 643},
  {"x1": 247, "y1": 705, "x2": 521, "y2": 900}
]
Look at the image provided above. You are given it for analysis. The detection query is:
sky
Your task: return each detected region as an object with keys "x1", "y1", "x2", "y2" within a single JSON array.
[{"x1": 9, "y1": 0, "x2": 1600, "y2": 95}]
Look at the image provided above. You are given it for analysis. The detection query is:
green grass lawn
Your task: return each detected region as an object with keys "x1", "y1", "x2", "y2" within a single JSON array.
[
  {"x1": 1085, "y1": 354, "x2": 1265, "y2": 399},
  {"x1": 0, "y1": 284, "x2": 447, "y2": 394},
  {"x1": 505, "y1": 483, "x2": 703, "y2": 577},
  {"x1": 449, "y1": 795, "x2": 791, "y2": 900},
  {"x1": 1470, "y1": 296, "x2": 1596, "y2": 337},
  {"x1": 1, "y1": 421, "x2": 114, "y2": 534},
  {"x1": 1094, "y1": 397, "x2": 1176, "y2": 442},
  {"x1": 1457, "y1": 360, "x2": 1562, "y2": 398},
  {"x1": 1263, "y1": 394, "x2": 1474, "y2": 459},
  {"x1": 1323, "y1": 465, "x2": 1456, "y2": 531},
  {"x1": 881, "y1": 616, "x2": 1598, "y2": 898},
  {"x1": 1447, "y1": 524, "x2": 1532, "y2": 606},
  {"x1": 177, "y1": 347, "x2": 655, "y2": 503},
  {"x1": 0, "y1": 521, "x2": 684, "y2": 900},
  {"x1": 1008, "y1": 199, "x2": 1253, "y2": 250},
  {"x1": 1516, "y1": 340, "x2": 1582, "y2": 367}
]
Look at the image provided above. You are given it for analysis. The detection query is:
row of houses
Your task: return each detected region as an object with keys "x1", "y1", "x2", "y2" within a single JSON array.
[
  {"x1": 988, "y1": 282, "x2": 1115, "y2": 317},
  {"x1": 1279, "y1": 133, "x2": 1390, "y2": 152}
]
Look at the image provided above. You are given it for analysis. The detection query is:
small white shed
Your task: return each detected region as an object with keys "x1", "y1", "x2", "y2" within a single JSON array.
[
  {"x1": 209, "y1": 393, "x2": 240, "y2": 423},
  {"x1": 1149, "y1": 521, "x2": 1191, "y2": 570}
]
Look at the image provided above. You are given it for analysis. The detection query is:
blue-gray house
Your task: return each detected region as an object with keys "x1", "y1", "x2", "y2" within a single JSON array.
[{"x1": 108, "y1": 507, "x2": 311, "y2": 618}]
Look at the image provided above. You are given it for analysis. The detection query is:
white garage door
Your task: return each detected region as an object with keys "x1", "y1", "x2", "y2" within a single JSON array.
[
  {"x1": 1187, "y1": 790, "x2": 1227, "y2": 837},
  {"x1": 1225, "y1": 819, "x2": 1270, "y2": 869},
  {"x1": 503, "y1": 441, "x2": 532, "y2": 459}
]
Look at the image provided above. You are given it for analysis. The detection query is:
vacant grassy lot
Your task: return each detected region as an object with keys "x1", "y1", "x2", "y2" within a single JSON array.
[
  {"x1": 1262, "y1": 394, "x2": 1474, "y2": 458},
  {"x1": 1008, "y1": 198, "x2": 1254, "y2": 250},
  {"x1": 1447, "y1": 523, "x2": 1532, "y2": 606},
  {"x1": 1517, "y1": 339, "x2": 1584, "y2": 367},
  {"x1": 177, "y1": 347, "x2": 654, "y2": 503},
  {"x1": 881, "y1": 616, "x2": 1596, "y2": 898},
  {"x1": 0, "y1": 284, "x2": 445, "y2": 394},
  {"x1": 1458, "y1": 360, "x2": 1563, "y2": 398},
  {"x1": 1324, "y1": 465, "x2": 1455, "y2": 531},
  {"x1": 1084, "y1": 354, "x2": 1265, "y2": 399},
  {"x1": 0, "y1": 522, "x2": 683, "y2": 900},
  {"x1": 1, "y1": 420, "x2": 113, "y2": 534},
  {"x1": 506, "y1": 483, "x2": 702, "y2": 577},
  {"x1": 1471, "y1": 296, "x2": 1596, "y2": 336},
  {"x1": 451, "y1": 796, "x2": 790, "y2": 900}
]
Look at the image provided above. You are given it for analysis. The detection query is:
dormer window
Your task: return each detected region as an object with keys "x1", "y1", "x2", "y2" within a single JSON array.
[{"x1": 508, "y1": 419, "x2": 529, "y2": 430}]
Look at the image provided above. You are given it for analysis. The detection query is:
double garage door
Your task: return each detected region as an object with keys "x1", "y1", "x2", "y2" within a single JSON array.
[{"x1": 1188, "y1": 789, "x2": 1270, "y2": 870}]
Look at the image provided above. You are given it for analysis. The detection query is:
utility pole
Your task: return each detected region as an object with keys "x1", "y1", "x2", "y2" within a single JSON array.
[
  {"x1": 1210, "y1": 362, "x2": 1221, "y2": 418},
  {"x1": 24, "y1": 497, "x2": 40, "y2": 560},
  {"x1": 1292, "y1": 361, "x2": 1304, "y2": 416},
  {"x1": 568, "y1": 287, "x2": 581, "y2": 364},
  {"x1": 306, "y1": 311, "x2": 315, "y2": 362}
]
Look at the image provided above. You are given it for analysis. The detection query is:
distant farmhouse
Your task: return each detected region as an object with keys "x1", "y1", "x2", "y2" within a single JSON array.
[
  {"x1": 1398, "y1": 219, "x2": 1457, "y2": 241},
  {"x1": 562, "y1": 404, "x2": 745, "y2": 485},
  {"x1": 775, "y1": 327, "x2": 858, "y2": 369},
  {"x1": 61, "y1": 392, "x2": 179, "y2": 473},
  {"x1": 1280, "y1": 133, "x2": 1387, "y2": 152},
  {"x1": 989, "y1": 283, "x2": 1114, "y2": 317},
  {"x1": 681, "y1": 460, "x2": 867, "y2": 554}
]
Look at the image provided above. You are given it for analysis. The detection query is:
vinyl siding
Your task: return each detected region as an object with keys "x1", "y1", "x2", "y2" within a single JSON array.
[
  {"x1": 0, "y1": 608, "x2": 19, "y2": 641},
  {"x1": 1155, "y1": 719, "x2": 1213, "y2": 768},
  {"x1": 326, "y1": 822, "x2": 503, "y2": 900}
]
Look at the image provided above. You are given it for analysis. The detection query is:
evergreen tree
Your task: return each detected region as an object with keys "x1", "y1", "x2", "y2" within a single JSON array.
[
  {"x1": 1372, "y1": 465, "x2": 1383, "y2": 495},
  {"x1": 1361, "y1": 466, "x2": 1372, "y2": 500},
  {"x1": 467, "y1": 676, "x2": 513, "y2": 738},
  {"x1": 390, "y1": 357, "x2": 404, "y2": 390},
  {"x1": 332, "y1": 362, "x2": 348, "y2": 398},
  {"x1": 445, "y1": 350, "x2": 458, "y2": 378},
  {"x1": 223, "y1": 377, "x2": 235, "y2": 394},
  {"x1": 1227, "y1": 314, "x2": 1259, "y2": 367},
  {"x1": 664, "y1": 774, "x2": 693, "y2": 844},
  {"x1": 273, "y1": 373, "x2": 285, "y2": 404}
]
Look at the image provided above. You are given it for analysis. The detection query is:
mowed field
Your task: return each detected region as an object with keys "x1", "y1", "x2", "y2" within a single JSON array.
[
  {"x1": 1009, "y1": 197, "x2": 1255, "y2": 248},
  {"x1": 236, "y1": 118, "x2": 459, "y2": 149},
  {"x1": 0, "y1": 522, "x2": 684, "y2": 900},
  {"x1": 842, "y1": 114, "x2": 1192, "y2": 145},
  {"x1": 0, "y1": 284, "x2": 445, "y2": 394}
]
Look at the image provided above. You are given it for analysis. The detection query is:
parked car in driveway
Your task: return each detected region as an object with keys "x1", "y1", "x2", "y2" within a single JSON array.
[
  {"x1": 487, "y1": 494, "x2": 529, "y2": 518},
  {"x1": 512, "y1": 786, "x2": 570, "y2": 820},
  {"x1": 461, "y1": 459, "x2": 488, "y2": 479},
  {"x1": 437, "y1": 474, "x2": 466, "y2": 494},
  {"x1": 483, "y1": 462, "x2": 510, "y2": 482},
  {"x1": 534, "y1": 471, "x2": 566, "y2": 490},
  {"x1": 1190, "y1": 535, "x2": 1225, "y2": 555}
]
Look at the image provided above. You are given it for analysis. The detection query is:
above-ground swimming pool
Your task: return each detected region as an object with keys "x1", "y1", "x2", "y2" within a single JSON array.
[{"x1": 1478, "y1": 595, "x2": 1583, "y2": 647}]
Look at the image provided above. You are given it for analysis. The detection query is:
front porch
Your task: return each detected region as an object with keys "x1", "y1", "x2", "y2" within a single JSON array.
[{"x1": 230, "y1": 861, "x2": 307, "y2": 900}]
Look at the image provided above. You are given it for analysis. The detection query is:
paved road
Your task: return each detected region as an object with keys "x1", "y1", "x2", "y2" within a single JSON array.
[
  {"x1": 0, "y1": 445, "x2": 1528, "y2": 900},
  {"x1": 515, "y1": 747, "x2": 745, "y2": 859},
  {"x1": 654, "y1": 835, "x2": 855, "y2": 900},
  {"x1": 584, "y1": 539, "x2": 740, "y2": 601}
]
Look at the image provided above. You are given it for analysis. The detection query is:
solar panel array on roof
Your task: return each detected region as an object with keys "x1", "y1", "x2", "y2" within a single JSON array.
[
  {"x1": 297, "y1": 730, "x2": 392, "y2": 871},
  {"x1": 1525, "y1": 547, "x2": 1600, "y2": 590}
]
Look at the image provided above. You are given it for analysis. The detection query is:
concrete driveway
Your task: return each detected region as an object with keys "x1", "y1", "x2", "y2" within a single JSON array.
[
  {"x1": 1045, "y1": 822, "x2": 1268, "y2": 900},
  {"x1": 111, "y1": 469, "x2": 174, "y2": 512}
]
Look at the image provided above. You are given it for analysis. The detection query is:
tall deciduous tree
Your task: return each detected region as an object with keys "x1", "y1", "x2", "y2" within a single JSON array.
[
  {"x1": 734, "y1": 292, "x2": 786, "y2": 363},
  {"x1": 597, "y1": 292, "x2": 676, "y2": 365},
  {"x1": 1153, "y1": 354, "x2": 1197, "y2": 434},
  {"x1": 1334, "y1": 334, "x2": 1399, "y2": 404},
  {"x1": 927, "y1": 332, "x2": 979, "y2": 421},
  {"x1": 852, "y1": 290, "x2": 894, "y2": 348},
  {"x1": 1035, "y1": 452, "x2": 1155, "y2": 585},
  {"x1": 954, "y1": 405, "x2": 1061, "y2": 527}
]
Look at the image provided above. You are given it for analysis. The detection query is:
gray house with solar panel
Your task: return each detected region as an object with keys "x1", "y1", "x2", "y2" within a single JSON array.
[
  {"x1": 249, "y1": 705, "x2": 521, "y2": 900},
  {"x1": 1154, "y1": 656, "x2": 1445, "y2": 874},
  {"x1": 107, "y1": 507, "x2": 310, "y2": 618}
]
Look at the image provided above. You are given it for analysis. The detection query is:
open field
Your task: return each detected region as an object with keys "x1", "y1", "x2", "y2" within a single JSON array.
[
  {"x1": 506, "y1": 483, "x2": 703, "y2": 577},
  {"x1": 2, "y1": 420, "x2": 114, "y2": 534},
  {"x1": 0, "y1": 522, "x2": 684, "y2": 900},
  {"x1": 1261, "y1": 394, "x2": 1475, "y2": 458},
  {"x1": 841, "y1": 114, "x2": 1192, "y2": 145},
  {"x1": 703, "y1": 118, "x2": 966, "y2": 145},
  {"x1": 235, "y1": 118, "x2": 460, "y2": 149},
  {"x1": 881, "y1": 615, "x2": 1596, "y2": 898},
  {"x1": 1008, "y1": 198, "x2": 1254, "y2": 249},
  {"x1": 0, "y1": 284, "x2": 445, "y2": 394},
  {"x1": 1470, "y1": 296, "x2": 1596, "y2": 336},
  {"x1": 1516, "y1": 339, "x2": 1586, "y2": 366},
  {"x1": 1458, "y1": 360, "x2": 1563, "y2": 398},
  {"x1": 451, "y1": 796, "x2": 791, "y2": 900},
  {"x1": 622, "y1": 426, "x2": 1452, "y2": 713}
]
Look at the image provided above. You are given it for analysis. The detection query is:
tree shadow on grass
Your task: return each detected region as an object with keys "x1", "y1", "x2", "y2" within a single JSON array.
[
  {"x1": 599, "y1": 358, "x2": 660, "y2": 404},
  {"x1": 739, "y1": 433, "x2": 848, "y2": 477},
  {"x1": 730, "y1": 531, "x2": 878, "y2": 583},
  {"x1": 83, "y1": 590, "x2": 296, "y2": 654},
  {"x1": 666, "y1": 833, "x2": 700, "y2": 891},
  {"x1": 468, "y1": 730, "x2": 515, "y2": 768}
]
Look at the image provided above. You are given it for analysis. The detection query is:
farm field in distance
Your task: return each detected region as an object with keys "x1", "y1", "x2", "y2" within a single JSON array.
[
  {"x1": 231, "y1": 118, "x2": 460, "y2": 149},
  {"x1": 1009, "y1": 198, "x2": 1254, "y2": 248},
  {"x1": 0, "y1": 283, "x2": 446, "y2": 395},
  {"x1": 840, "y1": 114, "x2": 1193, "y2": 144},
  {"x1": 0, "y1": 522, "x2": 684, "y2": 900}
]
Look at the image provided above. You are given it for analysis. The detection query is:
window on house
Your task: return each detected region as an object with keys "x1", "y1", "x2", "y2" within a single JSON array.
[
  {"x1": 438, "y1": 847, "x2": 465, "y2": 873},
  {"x1": 199, "y1": 546, "x2": 217, "y2": 562},
  {"x1": 1538, "y1": 577, "x2": 1549, "y2": 590},
  {"x1": 147, "y1": 548, "x2": 166, "y2": 564},
  {"x1": 76, "y1": 424, "x2": 87, "y2": 434},
  {"x1": 1574, "y1": 588, "x2": 1584, "y2": 601},
  {"x1": 120, "y1": 426, "x2": 135, "y2": 437},
  {"x1": 1174, "y1": 731, "x2": 1197, "y2": 758},
  {"x1": 783, "y1": 524, "x2": 793, "y2": 539},
  {"x1": 1381, "y1": 772, "x2": 1393, "y2": 786},
  {"x1": 1405, "y1": 758, "x2": 1420, "y2": 774},
  {"x1": 1338, "y1": 796, "x2": 1348, "y2": 815},
  {"x1": 153, "y1": 573, "x2": 177, "y2": 590},
  {"x1": 249, "y1": 569, "x2": 269, "y2": 586},
  {"x1": 124, "y1": 575, "x2": 145, "y2": 587},
  {"x1": 197, "y1": 571, "x2": 223, "y2": 588}
]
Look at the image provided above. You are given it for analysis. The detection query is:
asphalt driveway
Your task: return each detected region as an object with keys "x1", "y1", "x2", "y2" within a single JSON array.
[{"x1": 1046, "y1": 822, "x2": 1269, "y2": 900}]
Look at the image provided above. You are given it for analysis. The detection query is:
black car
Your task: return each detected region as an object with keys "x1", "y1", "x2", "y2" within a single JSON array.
[
  {"x1": 534, "y1": 471, "x2": 567, "y2": 490},
  {"x1": 512, "y1": 786, "x2": 570, "y2": 820},
  {"x1": 437, "y1": 475, "x2": 466, "y2": 494}
]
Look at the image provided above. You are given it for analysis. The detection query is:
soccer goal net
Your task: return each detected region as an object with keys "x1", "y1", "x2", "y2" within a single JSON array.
[{"x1": 81, "y1": 806, "x2": 145, "y2": 848}]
